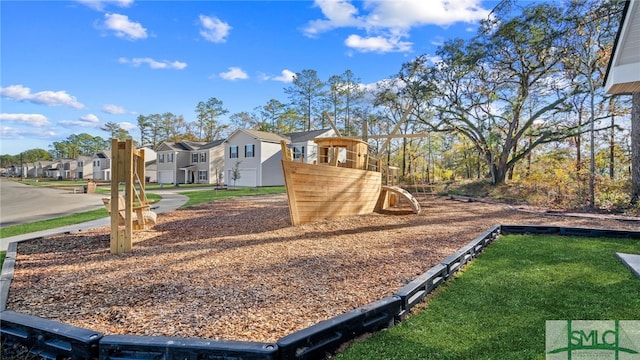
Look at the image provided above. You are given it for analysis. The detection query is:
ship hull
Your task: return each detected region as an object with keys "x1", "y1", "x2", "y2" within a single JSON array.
[{"x1": 281, "y1": 160, "x2": 382, "y2": 225}]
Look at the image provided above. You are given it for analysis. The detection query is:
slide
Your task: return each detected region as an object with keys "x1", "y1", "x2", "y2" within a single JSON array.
[{"x1": 380, "y1": 185, "x2": 421, "y2": 214}]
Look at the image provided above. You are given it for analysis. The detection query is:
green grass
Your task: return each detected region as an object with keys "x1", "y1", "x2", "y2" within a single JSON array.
[
  {"x1": 336, "y1": 234, "x2": 640, "y2": 360},
  {"x1": 180, "y1": 186, "x2": 285, "y2": 207},
  {"x1": 0, "y1": 193, "x2": 162, "y2": 239},
  {"x1": 0, "y1": 208, "x2": 109, "y2": 239}
]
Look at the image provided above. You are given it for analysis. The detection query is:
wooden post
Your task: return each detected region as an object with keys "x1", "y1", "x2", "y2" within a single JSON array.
[
  {"x1": 110, "y1": 139, "x2": 121, "y2": 254},
  {"x1": 109, "y1": 138, "x2": 134, "y2": 254}
]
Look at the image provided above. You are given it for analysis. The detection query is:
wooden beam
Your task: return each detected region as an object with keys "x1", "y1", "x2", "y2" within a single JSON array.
[
  {"x1": 379, "y1": 104, "x2": 413, "y2": 157},
  {"x1": 322, "y1": 111, "x2": 342, "y2": 137}
]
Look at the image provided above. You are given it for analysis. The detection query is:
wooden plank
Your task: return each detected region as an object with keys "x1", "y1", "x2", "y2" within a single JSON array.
[
  {"x1": 282, "y1": 153, "x2": 383, "y2": 225},
  {"x1": 110, "y1": 139, "x2": 120, "y2": 254},
  {"x1": 123, "y1": 139, "x2": 133, "y2": 253},
  {"x1": 380, "y1": 185, "x2": 421, "y2": 214}
]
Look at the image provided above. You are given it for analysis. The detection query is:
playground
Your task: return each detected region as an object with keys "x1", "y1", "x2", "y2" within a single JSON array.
[{"x1": 5, "y1": 194, "x2": 638, "y2": 344}]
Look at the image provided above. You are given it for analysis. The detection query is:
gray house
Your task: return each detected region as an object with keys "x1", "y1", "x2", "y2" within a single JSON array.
[
  {"x1": 156, "y1": 140, "x2": 225, "y2": 185},
  {"x1": 223, "y1": 128, "x2": 336, "y2": 187},
  {"x1": 92, "y1": 150, "x2": 111, "y2": 181},
  {"x1": 76, "y1": 155, "x2": 93, "y2": 180},
  {"x1": 286, "y1": 128, "x2": 337, "y2": 164}
]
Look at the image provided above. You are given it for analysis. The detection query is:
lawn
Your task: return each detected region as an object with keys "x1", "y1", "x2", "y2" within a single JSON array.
[
  {"x1": 336, "y1": 234, "x2": 640, "y2": 360},
  {"x1": 0, "y1": 193, "x2": 162, "y2": 239},
  {"x1": 180, "y1": 186, "x2": 285, "y2": 207}
]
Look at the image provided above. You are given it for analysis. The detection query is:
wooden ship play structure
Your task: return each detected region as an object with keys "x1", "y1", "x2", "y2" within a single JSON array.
[
  {"x1": 103, "y1": 139, "x2": 157, "y2": 254},
  {"x1": 280, "y1": 111, "x2": 421, "y2": 226}
]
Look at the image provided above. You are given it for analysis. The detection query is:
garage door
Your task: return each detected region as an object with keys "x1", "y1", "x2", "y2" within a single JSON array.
[
  {"x1": 228, "y1": 168, "x2": 256, "y2": 187},
  {"x1": 158, "y1": 170, "x2": 174, "y2": 184}
]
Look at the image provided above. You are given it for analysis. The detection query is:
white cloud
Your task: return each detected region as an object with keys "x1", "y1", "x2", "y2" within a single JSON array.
[
  {"x1": 260, "y1": 70, "x2": 296, "y2": 83},
  {"x1": 198, "y1": 15, "x2": 231, "y2": 43},
  {"x1": 0, "y1": 85, "x2": 84, "y2": 109},
  {"x1": 104, "y1": 13, "x2": 147, "y2": 40},
  {"x1": 305, "y1": 0, "x2": 490, "y2": 53},
  {"x1": 76, "y1": 0, "x2": 133, "y2": 11},
  {"x1": 119, "y1": 121, "x2": 136, "y2": 131},
  {"x1": 1, "y1": 126, "x2": 56, "y2": 140},
  {"x1": 102, "y1": 104, "x2": 127, "y2": 114},
  {"x1": 219, "y1": 67, "x2": 249, "y2": 81},
  {"x1": 59, "y1": 113, "x2": 100, "y2": 128},
  {"x1": 119, "y1": 57, "x2": 187, "y2": 70},
  {"x1": 363, "y1": 0, "x2": 489, "y2": 29},
  {"x1": 0, "y1": 113, "x2": 51, "y2": 127},
  {"x1": 304, "y1": 0, "x2": 364, "y2": 37},
  {"x1": 345, "y1": 34, "x2": 411, "y2": 53}
]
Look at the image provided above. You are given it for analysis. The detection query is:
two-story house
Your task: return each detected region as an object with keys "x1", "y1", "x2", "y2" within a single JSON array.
[
  {"x1": 286, "y1": 128, "x2": 337, "y2": 164},
  {"x1": 92, "y1": 150, "x2": 111, "y2": 181},
  {"x1": 222, "y1": 129, "x2": 335, "y2": 187},
  {"x1": 75, "y1": 155, "x2": 93, "y2": 180},
  {"x1": 156, "y1": 140, "x2": 224, "y2": 186},
  {"x1": 223, "y1": 129, "x2": 289, "y2": 187}
]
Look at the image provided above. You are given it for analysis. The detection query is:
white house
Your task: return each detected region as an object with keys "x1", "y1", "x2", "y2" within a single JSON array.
[
  {"x1": 156, "y1": 140, "x2": 224, "y2": 185},
  {"x1": 604, "y1": 0, "x2": 640, "y2": 95},
  {"x1": 76, "y1": 155, "x2": 93, "y2": 180},
  {"x1": 604, "y1": 0, "x2": 640, "y2": 202},
  {"x1": 223, "y1": 129, "x2": 290, "y2": 187},
  {"x1": 92, "y1": 150, "x2": 111, "y2": 180},
  {"x1": 223, "y1": 128, "x2": 336, "y2": 187},
  {"x1": 286, "y1": 128, "x2": 337, "y2": 164}
]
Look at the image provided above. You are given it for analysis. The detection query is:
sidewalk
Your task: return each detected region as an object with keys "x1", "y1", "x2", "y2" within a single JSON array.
[{"x1": 0, "y1": 192, "x2": 188, "y2": 251}]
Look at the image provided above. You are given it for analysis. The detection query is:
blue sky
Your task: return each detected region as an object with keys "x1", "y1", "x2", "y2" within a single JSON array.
[{"x1": 1, "y1": 0, "x2": 495, "y2": 155}]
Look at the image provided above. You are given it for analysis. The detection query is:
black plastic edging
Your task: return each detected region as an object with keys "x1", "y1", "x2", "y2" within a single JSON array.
[
  {"x1": 500, "y1": 225, "x2": 640, "y2": 239},
  {"x1": 0, "y1": 310, "x2": 103, "y2": 360},
  {"x1": 395, "y1": 263, "x2": 447, "y2": 319},
  {"x1": 99, "y1": 334, "x2": 278, "y2": 360}
]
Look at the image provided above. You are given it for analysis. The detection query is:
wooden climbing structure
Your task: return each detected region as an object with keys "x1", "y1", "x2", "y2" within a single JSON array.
[{"x1": 106, "y1": 138, "x2": 156, "y2": 254}]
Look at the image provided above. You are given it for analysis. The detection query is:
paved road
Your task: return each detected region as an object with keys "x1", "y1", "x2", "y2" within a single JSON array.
[
  {"x1": 0, "y1": 179, "x2": 189, "y2": 251},
  {"x1": 0, "y1": 179, "x2": 105, "y2": 228}
]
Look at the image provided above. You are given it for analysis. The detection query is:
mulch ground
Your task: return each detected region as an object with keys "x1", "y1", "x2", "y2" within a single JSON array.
[{"x1": 5, "y1": 194, "x2": 639, "y2": 343}]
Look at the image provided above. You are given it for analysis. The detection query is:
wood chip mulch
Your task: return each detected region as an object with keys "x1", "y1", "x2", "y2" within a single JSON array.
[{"x1": 5, "y1": 194, "x2": 639, "y2": 343}]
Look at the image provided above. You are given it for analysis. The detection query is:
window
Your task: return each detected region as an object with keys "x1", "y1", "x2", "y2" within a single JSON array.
[
  {"x1": 192, "y1": 153, "x2": 198, "y2": 163},
  {"x1": 245, "y1": 144, "x2": 255, "y2": 158},
  {"x1": 200, "y1": 152, "x2": 207, "y2": 162},
  {"x1": 78, "y1": 161, "x2": 83, "y2": 167},
  {"x1": 230, "y1": 146, "x2": 238, "y2": 158},
  {"x1": 159, "y1": 154, "x2": 165, "y2": 163},
  {"x1": 168, "y1": 153, "x2": 174, "y2": 163},
  {"x1": 198, "y1": 171, "x2": 208, "y2": 181},
  {"x1": 293, "y1": 146, "x2": 305, "y2": 160}
]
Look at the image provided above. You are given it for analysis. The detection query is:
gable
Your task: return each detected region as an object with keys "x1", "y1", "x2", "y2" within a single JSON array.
[
  {"x1": 226, "y1": 129, "x2": 289, "y2": 144},
  {"x1": 605, "y1": 0, "x2": 640, "y2": 94},
  {"x1": 287, "y1": 128, "x2": 335, "y2": 143}
]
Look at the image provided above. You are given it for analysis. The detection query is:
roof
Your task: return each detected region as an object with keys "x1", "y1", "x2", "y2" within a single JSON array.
[
  {"x1": 605, "y1": 0, "x2": 640, "y2": 94},
  {"x1": 199, "y1": 139, "x2": 226, "y2": 150},
  {"x1": 287, "y1": 129, "x2": 335, "y2": 143},
  {"x1": 94, "y1": 150, "x2": 111, "y2": 159},
  {"x1": 226, "y1": 129, "x2": 290, "y2": 144},
  {"x1": 156, "y1": 140, "x2": 223, "y2": 152}
]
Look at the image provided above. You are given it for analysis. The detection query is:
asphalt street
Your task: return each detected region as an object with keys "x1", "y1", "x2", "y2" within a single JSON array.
[
  {"x1": 0, "y1": 179, "x2": 105, "y2": 228},
  {"x1": 0, "y1": 179, "x2": 188, "y2": 251}
]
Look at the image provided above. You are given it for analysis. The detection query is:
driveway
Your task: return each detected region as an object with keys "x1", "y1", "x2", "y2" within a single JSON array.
[{"x1": 0, "y1": 179, "x2": 105, "y2": 228}]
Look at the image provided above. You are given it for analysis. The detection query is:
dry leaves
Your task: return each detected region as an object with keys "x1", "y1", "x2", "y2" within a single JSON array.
[{"x1": 6, "y1": 195, "x2": 638, "y2": 343}]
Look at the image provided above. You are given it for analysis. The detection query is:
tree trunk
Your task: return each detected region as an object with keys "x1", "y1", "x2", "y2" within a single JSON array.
[
  {"x1": 609, "y1": 110, "x2": 615, "y2": 179},
  {"x1": 631, "y1": 92, "x2": 640, "y2": 205}
]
